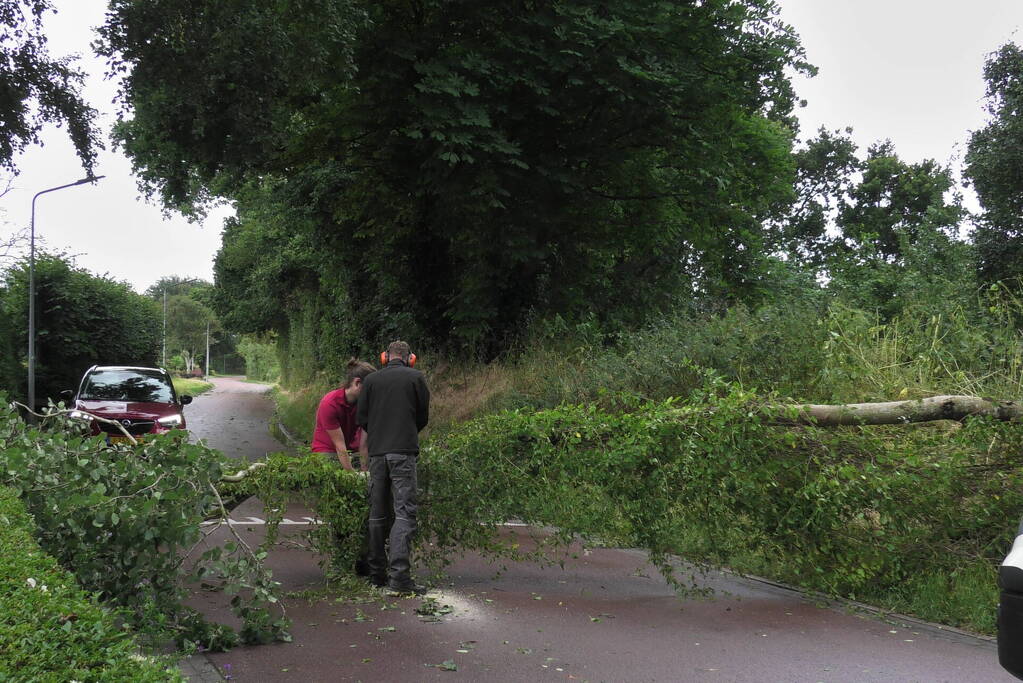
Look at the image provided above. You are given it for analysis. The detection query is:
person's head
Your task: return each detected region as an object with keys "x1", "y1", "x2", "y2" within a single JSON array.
[
  {"x1": 342, "y1": 358, "x2": 375, "y2": 401},
  {"x1": 385, "y1": 340, "x2": 413, "y2": 365}
]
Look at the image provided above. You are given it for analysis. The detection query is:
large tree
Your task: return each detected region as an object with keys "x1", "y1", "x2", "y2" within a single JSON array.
[
  {"x1": 777, "y1": 132, "x2": 970, "y2": 317},
  {"x1": 164, "y1": 293, "x2": 219, "y2": 375},
  {"x1": 0, "y1": 0, "x2": 99, "y2": 173},
  {"x1": 965, "y1": 42, "x2": 1023, "y2": 286},
  {"x1": 100, "y1": 0, "x2": 812, "y2": 353}
]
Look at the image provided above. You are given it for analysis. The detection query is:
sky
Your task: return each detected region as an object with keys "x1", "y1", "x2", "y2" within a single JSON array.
[{"x1": 2, "y1": 1, "x2": 1023, "y2": 294}]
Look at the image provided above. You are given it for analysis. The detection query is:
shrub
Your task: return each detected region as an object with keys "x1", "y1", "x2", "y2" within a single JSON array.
[
  {"x1": 0, "y1": 397, "x2": 288, "y2": 649},
  {"x1": 0, "y1": 486, "x2": 181, "y2": 681}
]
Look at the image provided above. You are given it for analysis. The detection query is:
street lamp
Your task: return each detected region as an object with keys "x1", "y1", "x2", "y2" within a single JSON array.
[{"x1": 28, "y1": 175, "x2": 104, "y2": 412}]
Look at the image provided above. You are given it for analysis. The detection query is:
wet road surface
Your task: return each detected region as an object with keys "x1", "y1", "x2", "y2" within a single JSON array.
[
  {"x1": 186, "y1": 376, "x2": 285, "y2": 460},
  {"x1": 186, "y1": 378, "x2": 1011, "y2": 682}
]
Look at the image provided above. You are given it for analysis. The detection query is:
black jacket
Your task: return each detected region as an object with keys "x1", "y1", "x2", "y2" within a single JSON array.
[{"x1": 356, "y1": 360, "x2": 430, "y2": 456}]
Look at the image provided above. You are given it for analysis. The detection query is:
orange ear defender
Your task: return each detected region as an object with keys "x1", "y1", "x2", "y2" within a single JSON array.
[{"x1": 380, "y1": 351, "x2": 417, "y2": 367}]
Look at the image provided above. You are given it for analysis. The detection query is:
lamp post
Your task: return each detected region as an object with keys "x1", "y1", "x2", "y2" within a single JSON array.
[{"x1": 28, "y1": 175, "x2": 104, "y2": 412}]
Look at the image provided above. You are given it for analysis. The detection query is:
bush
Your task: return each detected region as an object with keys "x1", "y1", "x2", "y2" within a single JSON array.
[
  {"x1": 0, "y1": 486, "x2": 181, "y2": 681},
  {"x1": 237, "y1": 333, "x2": 280, "y2": 383},
  {"x1": 0, "y1": 397, "x2": 288, "y2": 650}
]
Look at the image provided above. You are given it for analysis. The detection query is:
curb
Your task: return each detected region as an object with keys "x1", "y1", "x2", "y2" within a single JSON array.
[
  {"x1": 650, "y1": 552, "x2": 997, "y2": 647},
  {"x1": 178, "y1": 653, "x2": 224, "y2": 682}
]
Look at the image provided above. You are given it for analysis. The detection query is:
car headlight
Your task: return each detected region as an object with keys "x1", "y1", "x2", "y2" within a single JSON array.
[
  {"x1": 157, "y1": 414, "x2": 183, "y2": 427},
  {"x1": 68, "y1": 410, "x2": 90, "y2": 420}
]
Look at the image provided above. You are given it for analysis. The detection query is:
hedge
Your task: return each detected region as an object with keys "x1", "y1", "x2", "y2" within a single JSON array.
[{"x1": 0, "y1": 486, "x2": 181, "y2": 682}]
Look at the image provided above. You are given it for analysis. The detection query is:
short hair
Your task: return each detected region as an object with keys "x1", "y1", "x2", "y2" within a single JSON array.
[
  {"x1": 386, "y1": 340, "x2": 411, "y2": 359},
  {"x1": 343, "y1": 358, "x2": 376, "y2": 387}
]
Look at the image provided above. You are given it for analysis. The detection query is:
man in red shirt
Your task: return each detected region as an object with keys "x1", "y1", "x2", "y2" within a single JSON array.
[{"x1": 312, "y1": 359, "x2": 376, "y2": 470}]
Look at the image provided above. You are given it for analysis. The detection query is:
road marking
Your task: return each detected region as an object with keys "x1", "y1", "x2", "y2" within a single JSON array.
[{"x1": 201, "y1": 516, "x2": 320, "y2": 526}]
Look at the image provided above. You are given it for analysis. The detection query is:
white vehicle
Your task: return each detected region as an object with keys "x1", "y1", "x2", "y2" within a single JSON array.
[{"x1": 1000, "y1": 518, "x2": 1023, "y2": 679}]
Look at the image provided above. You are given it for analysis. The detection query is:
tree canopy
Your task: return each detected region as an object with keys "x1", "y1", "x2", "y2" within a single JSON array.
[
  {"x1": 966, "y1": 41, "x2": 1023, "y2": 286},
  {"x1": 0, "y1": 0, "x2": 99, "y2": 173},
  {"x1": 100, "y1": 0, "x2": 813, "y2": 356}
]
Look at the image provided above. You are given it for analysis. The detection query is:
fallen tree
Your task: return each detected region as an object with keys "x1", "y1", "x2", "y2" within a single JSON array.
[{"x1": 768, "y1": 395, "x2": 1023, "y2": 426}]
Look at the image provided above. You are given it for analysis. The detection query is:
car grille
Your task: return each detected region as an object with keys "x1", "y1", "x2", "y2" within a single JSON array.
[{"x1": 99, "y1": 419, "x2": 155, "y2": 436}]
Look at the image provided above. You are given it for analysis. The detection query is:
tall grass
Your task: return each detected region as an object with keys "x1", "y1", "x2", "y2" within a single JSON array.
[{"x1": 501, "y1": 288, "x2": 1023, "y2": 411}]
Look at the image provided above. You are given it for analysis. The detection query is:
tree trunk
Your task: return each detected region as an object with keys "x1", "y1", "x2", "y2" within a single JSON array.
[{"x1": 766, "y1": 395, "x2": 1023, "y2": 426}]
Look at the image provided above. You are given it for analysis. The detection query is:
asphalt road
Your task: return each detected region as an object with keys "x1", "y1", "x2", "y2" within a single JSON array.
[
  {"x1": 185, "y1": 377, "x2": 1012, "y2": 683},
  {"x1": 186, "y1": 376, "x2": 286, "y2": 460}
]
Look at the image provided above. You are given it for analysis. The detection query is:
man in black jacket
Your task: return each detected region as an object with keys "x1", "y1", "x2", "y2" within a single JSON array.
[{"x1": 356, "y1": 340, "x2": 430, "y2": 593}]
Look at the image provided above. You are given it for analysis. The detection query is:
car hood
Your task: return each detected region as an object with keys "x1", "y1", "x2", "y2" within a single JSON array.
[{"x1": 76, "y1": 400, "x2": 182, "y2": 421}]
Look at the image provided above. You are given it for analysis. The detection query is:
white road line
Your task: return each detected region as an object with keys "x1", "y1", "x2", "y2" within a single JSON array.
[{"x1": 201, "y1": 516, "x2": 320, "y2": 526}]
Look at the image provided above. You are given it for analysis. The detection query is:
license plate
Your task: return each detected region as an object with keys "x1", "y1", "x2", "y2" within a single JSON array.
[{"x1": 109, "y1": 434, "x2": 143, "y2": 445}]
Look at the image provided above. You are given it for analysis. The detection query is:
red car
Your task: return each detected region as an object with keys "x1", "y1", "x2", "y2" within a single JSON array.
[{"x1": 70, "y1": 365, "x2": 192, "y2": 444}]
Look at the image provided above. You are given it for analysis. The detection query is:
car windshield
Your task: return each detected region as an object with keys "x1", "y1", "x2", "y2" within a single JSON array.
[{"x1": 80, "y1": 369, "x2": 174, "y2": 403}]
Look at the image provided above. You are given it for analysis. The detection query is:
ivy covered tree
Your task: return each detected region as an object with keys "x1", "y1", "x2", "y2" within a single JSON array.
[
  {"x1": 0, "y1": 0, "x2": 99, "y2": 173},
  {"x1": 99, "y1": 0, "x2": 812, "y2": 356},
  {"x1": 966, "y1": 42, "x2": 1023, "y2": 286}
]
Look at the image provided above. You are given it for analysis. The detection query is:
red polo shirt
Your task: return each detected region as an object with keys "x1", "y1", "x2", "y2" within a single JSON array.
[{"x1": 311, "y1": 388, "x2": 362, "y2": 453}]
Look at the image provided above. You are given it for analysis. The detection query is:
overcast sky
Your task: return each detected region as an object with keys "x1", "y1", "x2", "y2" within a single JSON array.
[{"x1": 2, "y1": 0, "x2": 1022, "y2": 294}]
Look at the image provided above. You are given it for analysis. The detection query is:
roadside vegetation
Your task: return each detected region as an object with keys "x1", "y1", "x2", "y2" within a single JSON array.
[
  {"x1": 0, "y1": 485, "x2": 182, "y2": 681},
  {"x1": 171, "y1": 376, "x2": 214, "y2": 397},
  {"x1": 3, "y1": 0, "x2": 1023, "y2": 675}
]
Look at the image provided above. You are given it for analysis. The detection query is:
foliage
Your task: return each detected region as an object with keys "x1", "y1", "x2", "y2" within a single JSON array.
[
  {"x1": 101, "y1": 0, "x2": 812, "y2": 356},
  {"x1": 0, "y1": 398, "x2": 289, "y2": 650},
  {"x1": 236, "y1": 333, "x2": 279, "y2": 383},
  {"x1": 0, "y1": 486, "x2": 181, "y2": 681},
  {"x1": 267, "y1": 367, "x2": 1018, "y2": 634},
  {"x1": 0, "y1": 303, "x2": 18, "y2": 394},
  {"x1": 242, "y1": 452, "x2": 370, "y2": 577},
  {"x1": 413, "y1": 378, "x2": 1019, "y2": 632},
  {"x1": 0, "y1": 253, "x2": 161, "y2": 405},
  {"x1": 0, "y1": 0, "x2": 99, "y2": 173},
  {"x1": 165, "y1": 293, "x2": 219, "y2": 375},
  {"x1": 966, "y1": 41, "x2": 1023, "y2": 286},
  {"x1": 776, "y1": 126, "x2": 860, "y2": 270},
  {"x1": 143, "y1": 275, "x2": 211, "y2": 301},
  {"x1": 779, "y1": 129, "x2": 971, "y2": 312},
  {"x1": 837, "y1": 141, "x2": 964, "y2": 262}
]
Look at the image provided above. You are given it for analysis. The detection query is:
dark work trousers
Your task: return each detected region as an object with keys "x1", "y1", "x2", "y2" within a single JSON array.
[{"x1": 367, "y1": 453, "x2": 418, "y2": 588}]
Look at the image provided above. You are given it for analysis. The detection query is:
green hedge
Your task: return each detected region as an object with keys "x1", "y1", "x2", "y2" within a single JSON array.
[{"x1": 0, "y1": 486, "x2": 180, "y2": 681}]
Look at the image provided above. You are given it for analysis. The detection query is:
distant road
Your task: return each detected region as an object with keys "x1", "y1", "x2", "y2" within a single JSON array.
[{"x1": 184, "y1": 376, "x2": 288, "y2": 460}]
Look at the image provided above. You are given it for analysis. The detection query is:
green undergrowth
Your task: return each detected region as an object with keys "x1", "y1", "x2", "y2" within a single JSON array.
[
  {"x1": 0, "y1": 397, "x2": 290, "y2": 653},
  {"x1": 0, "y1": 486, "x2": 181, "y2": 681}
]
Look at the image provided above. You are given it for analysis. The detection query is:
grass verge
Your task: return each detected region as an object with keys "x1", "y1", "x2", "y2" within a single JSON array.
[{"x1": 172, "y1": 377, "x2": 214, "y2": 397}]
